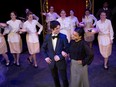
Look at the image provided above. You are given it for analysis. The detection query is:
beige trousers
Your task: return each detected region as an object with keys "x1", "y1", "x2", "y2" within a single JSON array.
[{"x1": 70, "y1": 59, "x2": 89, "y2": 87}]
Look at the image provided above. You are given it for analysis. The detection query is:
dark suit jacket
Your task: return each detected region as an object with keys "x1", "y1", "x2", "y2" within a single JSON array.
[
  {"x1": 96, "y1": 8, "x2": 112, "y2": 20},
  {"x1": 41, "y1": 33, "x2": 69, "y2": 69}
]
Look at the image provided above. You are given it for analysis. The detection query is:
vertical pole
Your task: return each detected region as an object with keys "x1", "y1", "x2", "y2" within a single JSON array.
[
  {"x1": 92, "y1": 0, "x2": 94, "y2": 14},
  {"x1": 40, "y1": 0, "x2": 45, "y2": 37},
  {"x1": 46, "y1": 0, "x2": 49, "y2": 12},
  {"x1": 86, "y1": 0, "x2": 89, "y2": 9}
]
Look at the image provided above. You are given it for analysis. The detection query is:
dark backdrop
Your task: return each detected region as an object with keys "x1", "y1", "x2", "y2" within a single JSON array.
[{"x1": 0, "y1": 0, "x2": 41, "y2": 22}]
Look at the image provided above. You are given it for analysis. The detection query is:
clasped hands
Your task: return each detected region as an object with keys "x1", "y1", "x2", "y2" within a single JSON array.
[{"x1": 45, "y1": 51, "x2": 68, "y2": 64}]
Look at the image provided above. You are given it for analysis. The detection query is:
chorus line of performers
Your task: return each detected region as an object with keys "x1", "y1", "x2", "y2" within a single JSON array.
[
  {"x1": 0, "y1": 11, "x2": 43, "y2": 68},
  {"x1": 0, "y1": 6, "x2": 114, "y2": 87}
]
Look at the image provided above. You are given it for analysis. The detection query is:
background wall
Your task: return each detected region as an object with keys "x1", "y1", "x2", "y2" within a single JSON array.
[
  {"x1": 0, "y1": 0, "x2": 41, "y2": 22},
  {"x1": 48, "y1": 0, "x2": 86, "y2": 22}
]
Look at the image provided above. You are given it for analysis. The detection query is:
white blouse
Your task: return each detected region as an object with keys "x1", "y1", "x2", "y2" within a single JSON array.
[
  {"x1": 23, "y1": 20, "x2": 43, "y2": 43},
  {"x1": 68, "y1": 16, "x2": 79, "y2": 29},
  {"x1": 7, "y1": 20, "x2": 22, "y2": 33},
  {"x1": 46, "y1": 12, "x2": 60, "y2": 23},
  {"x1": 57, "y1": 17, "x2": 70, "y2": 30},
  {"x1": 6, "y1": 20, "x2": 22, "y2": 42},
  {"x1": 82, "y1": 14, "x2": 97, "y2": 28},
  {"x1": 96, "y1": 19, "x2": 114, "y2": 45}
]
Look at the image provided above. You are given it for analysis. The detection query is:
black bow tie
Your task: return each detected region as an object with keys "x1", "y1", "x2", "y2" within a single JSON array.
[{"x1": 52, "y1": 35, "x2": 58, "y2": 39}]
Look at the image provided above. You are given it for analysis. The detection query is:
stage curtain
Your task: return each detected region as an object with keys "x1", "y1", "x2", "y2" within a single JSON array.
[{"x1": 48, "y1": 0, "x2": 86, "y2": 22}]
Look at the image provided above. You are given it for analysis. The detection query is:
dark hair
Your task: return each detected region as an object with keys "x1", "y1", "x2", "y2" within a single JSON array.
[
  {"x1": 11, "y1": 11, "x2": 17, "y2": 16},
  {"x1": 70, "y1": 9, "x2": 75, "y2": 13},
  {"x1": 83, "y1": 9, "x2": 91, "y2": 18},
  {"x1": 50, "y1": 20, "x2": 60, "y2": 30},
  {"x1": 100, "y1": 10, "x2": 107, "y2": 15},
  {"x1": 60, "y1": 9, "x2": 66, "y2": 13},
  {"x1": 27, "y1": 11, "x2": 33, "y2": 17},
  {"x1": 74, "y1": 27, "x2": 85, "y2": 38}
]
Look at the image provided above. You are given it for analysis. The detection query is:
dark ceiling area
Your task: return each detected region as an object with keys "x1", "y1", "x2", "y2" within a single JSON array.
[{"x1": 0, "y1": 0, "x2": 41, "y2": 22}]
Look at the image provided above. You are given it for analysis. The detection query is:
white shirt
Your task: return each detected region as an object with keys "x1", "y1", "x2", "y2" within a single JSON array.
[
  {"x1": 68, "y1": 16, "x2": 79, "y2": 28},
  {"x1": 82, "y1": 14, "x2": 97, "y2": 27},
  {"x1": 6, "y1": 20, "x2": 22, "y2": 42},
  {"x1": 7, "y1": 20, "x2": 22, "y2": 33},
  {"x1": 46, "y1": 12, "x2": 60, "y2": 23},
  {"x1": 57, "y1": 17, "x2": 70, "y2": 30},
  {"x1": 23, "y1": 20, "x2": 43, "y2": 43},
  {"x1": 96, "y1": 19, "x2": 114, "y2": 45},
  {"x1": 52, "y1": 34, "x2": 58, "y2": 51}
]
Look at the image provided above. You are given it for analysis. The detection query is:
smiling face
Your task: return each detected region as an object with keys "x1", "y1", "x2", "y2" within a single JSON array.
[
  {"x1": 100, "y1": 12, "x2": 106, "y2": 20},
  {"x1": 10, "y1": 12, "x2": 17, "y2": 20},
  {"x1": 60, "y1": 10, "x2": 66, "y2": 18},
  {"x1": 50, "y1": 6, "x2": 54, "y2": 12},
  {"x1": 72, "y1": 31, "x2": 80, "y2": 40}
]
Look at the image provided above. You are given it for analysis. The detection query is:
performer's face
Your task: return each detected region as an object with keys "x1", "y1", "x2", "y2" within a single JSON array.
[
  {"x1": 72, "y1": 31, "x2": 81, "y2": 40},
  {"x1": 100, "y1": 12, "x2": 106, "y2": 20},
  {"x1": 85, "y1": 11, "x2": 90, "y2": 16},
  {"x1": 10, "y1": 12, "x2": 16, "y2": 20},
  {"x1": 50, "y1": 7, "x2": 54, "y2": 12},
  {"x1": 28, "y1": 14, "x2": 33, "y2": 20},
  {"x1": 60, "y1": 11, "x2": 66, "y2": 17},
  {"x1": 52, "y1": 25, "x2": 60, "y2": 34},
  {"x1": 70, "y1": 10, "x2": 74, "y2": 16}
]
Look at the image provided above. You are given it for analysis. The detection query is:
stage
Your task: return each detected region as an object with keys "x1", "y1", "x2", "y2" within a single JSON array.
[{"x1": 0, "y1": 42, "x2": 116, "y2": 87}]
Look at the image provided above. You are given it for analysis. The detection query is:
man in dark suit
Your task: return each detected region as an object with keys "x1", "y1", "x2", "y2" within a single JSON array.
[
  {"x1": 96, "y1": 1, "x2": 112, "y2": 20},
  {"x1": 41, "y1": 20, "x2": 69, "y2": 87}
]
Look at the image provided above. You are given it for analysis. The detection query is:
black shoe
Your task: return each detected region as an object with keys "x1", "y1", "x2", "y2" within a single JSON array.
[{"x1": 27, "y1": 58, "x2": 32, "y2": 64}]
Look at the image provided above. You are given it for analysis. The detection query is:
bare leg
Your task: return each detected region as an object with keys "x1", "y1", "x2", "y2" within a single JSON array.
[
  {"x1": 104, "y1": 57, "x2": 108, "y2": 69},
  {"x1": 27, "y1": 55, "x2": 33, "y2": 64},
  {"x1": 32, "y1": 54, "x2": 38, "y2": 67},
  {"x1": 2, "y1": 53, "x2": 10, "y2": 65},
  {"x1": 13, "y1": 53, "x2": 17, "y2": 64},
  {"x1": 16, "y1": 53, "x2": 20, "y2": 65}
]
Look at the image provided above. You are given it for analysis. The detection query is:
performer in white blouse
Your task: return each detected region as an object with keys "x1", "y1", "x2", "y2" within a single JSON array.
[
  {"x1": 0, "y1": 23, "x2": 10, "y2": 66},
  {"x1": 57, "y1": 10, "x2": 71, "y2": 43},
  {"x1": 21, "y1": 12, "x2": 43, "y2": 68},
  {"x1": 68, "y1": 10, "x2": 79, "y2": 36},
  {"x1": 81, "y1": 9, "x2": 97, "y2": 48},
  {"x1": 42, "y1": 6, "x2": 60, "y2": 33},
  {"x1": 4, "y1": 11, "x2": 22, "y2": 66},
  {"x1": 96, "y1": 11, "x2": 114, "y2": 70}
]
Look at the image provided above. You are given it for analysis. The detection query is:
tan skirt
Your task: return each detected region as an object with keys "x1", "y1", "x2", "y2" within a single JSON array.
[
  {"x1": 0, "y1": 35, "x2": 7, "y2": 54},
  {"x1": 98, "y1": 34, "x2": 112, "y2": 58},
  {"x1": 26, "y1": 34, "x2": 40, "y2": 54},
  {"x1": 98, "y1": 43, "x2": 112, "y2": 58},
  {"x1": 8, "y1": 34, "x2": 22, "y2": 53}
]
